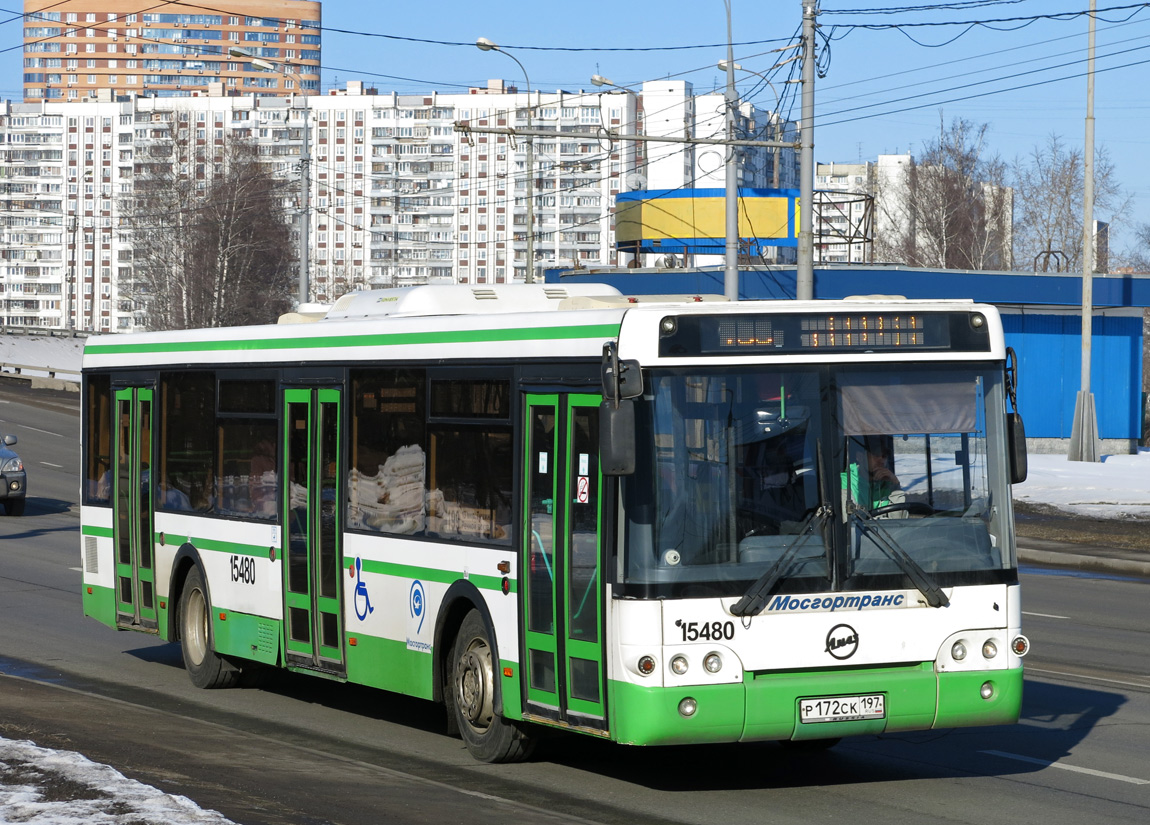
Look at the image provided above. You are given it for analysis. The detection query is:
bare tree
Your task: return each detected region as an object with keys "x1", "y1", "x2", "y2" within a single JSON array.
[
  {"x1": 1012, "y1": 134, "x2": 1130, "y2": 273},
  {"x1": 874, "y1": 116, "x2": 1012, "y2": 271},
  {"x1": 1114, "y1": 222, "x2": 1150, "y2": 273},
  {"x1": 124, "y1": 118, "x2": 294, "y2": 330}
]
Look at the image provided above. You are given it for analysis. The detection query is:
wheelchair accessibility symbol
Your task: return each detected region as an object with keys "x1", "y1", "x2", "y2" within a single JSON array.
[
  {"x1": 410, "y1": 580, "x2": 426, "y2": 634},
  {"x1": 353, "y1": 557, "x2": 374, "y2": 621}
]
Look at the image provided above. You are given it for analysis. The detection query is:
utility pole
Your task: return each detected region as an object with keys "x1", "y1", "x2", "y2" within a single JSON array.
[
  {"x1": 795, "y1": 0, "x2": 818, "y2": 301},
  {"x1": 1069, "y1": 0, "x2": 1101, "y2": 462},
  {"x1": 298, "y1": 97, "x2": 311, "y2": 305},
  {"x1": 723, "y1": 1, "x2": 739, "y2": 301}
]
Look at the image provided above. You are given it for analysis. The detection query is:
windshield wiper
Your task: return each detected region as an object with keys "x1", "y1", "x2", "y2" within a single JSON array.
[
  {"x1": 731, "y1": 505, "x2": 831, "y2": 617},
  {"x1": 849, "y1": 509, "x2": 950, "y2": 608}
]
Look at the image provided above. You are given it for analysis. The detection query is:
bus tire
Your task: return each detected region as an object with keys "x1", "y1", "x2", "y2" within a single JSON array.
[
  {"x1": 179, "y1": 566, "x2": 238, "y2": 689},
  {"x1": 451, "y1": 610, "x2": 535, "y2": 763}
]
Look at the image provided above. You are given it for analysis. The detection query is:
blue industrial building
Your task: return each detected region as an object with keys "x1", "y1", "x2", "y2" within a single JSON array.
[{"x1": 545, "y1": 264, "x2": 1150, "y2": 453}]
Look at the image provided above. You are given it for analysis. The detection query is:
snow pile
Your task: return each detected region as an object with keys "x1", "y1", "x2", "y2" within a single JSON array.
[
  {"x1": 1013, "y1": 449, "x2": 1150, "y2": 519},
  {"x1": 0, "y1": 334, "x2": 84, "y2": 379},
  {"x1": 0, "y1": 737, "x2": 234, "y2": 825}
]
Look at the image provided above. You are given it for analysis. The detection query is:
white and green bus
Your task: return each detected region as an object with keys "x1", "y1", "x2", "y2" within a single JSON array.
[{"x1": 81, "y1": 284, "x2": 1029, "y2": 762}]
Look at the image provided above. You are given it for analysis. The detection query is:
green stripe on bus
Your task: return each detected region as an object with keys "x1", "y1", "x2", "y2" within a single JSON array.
[
  {"x1": 85, "y1": 323, "x2": 622, "y2": 356},
  {"x1": 82, "y1": 524, "x2": 114, "y2": 538},
  {"x1": 158, "y1": 533, "x2": 271, "y2": 558},
  {"x1": 359, "y1": 558, "x2": 515, "y2": 595}
]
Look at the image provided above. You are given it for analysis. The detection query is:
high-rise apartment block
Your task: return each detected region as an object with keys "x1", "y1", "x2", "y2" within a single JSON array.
[
  {"x1": 0, "y1": 81, "x2": 638, "y2": 331},
  {"x1": 23, "y1": 1, "x2": 321, "y2": 102}
]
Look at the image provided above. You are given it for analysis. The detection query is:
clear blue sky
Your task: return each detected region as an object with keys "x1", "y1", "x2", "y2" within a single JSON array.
[{"x1": 3, "y1": 1, "x2": 1147, "y2": 253}]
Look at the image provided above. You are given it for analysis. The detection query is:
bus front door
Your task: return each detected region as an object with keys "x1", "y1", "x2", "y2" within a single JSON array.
[
  {"x1": 112, "y1": 386, "x2": 158, "y2": 631},
  {"x1": 522, "y1": 393, "x2": 607, "y2": 730},
  {"x1": 281, "y1": 388, "x2": 346, "y2": 675}
]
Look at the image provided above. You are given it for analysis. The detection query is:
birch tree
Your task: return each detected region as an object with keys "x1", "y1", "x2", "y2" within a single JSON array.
[
  {"x1": 125, "y1": 119, "x2": 294, "y2": 330},
  {"x1": 1012, "y1": 134, "x2": 1129, "y2": 273},
  {"x1": 875, "y1": 115, "x2": 1012, "y2": 270}
]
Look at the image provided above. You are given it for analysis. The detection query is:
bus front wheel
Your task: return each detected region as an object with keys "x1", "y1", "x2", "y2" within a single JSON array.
[
  {"x1": 451, "y1": 610, "x2": 535, "y2": 763},
  {"x1": 179, "y1": 566, "x2": 238, "y2": 689}
]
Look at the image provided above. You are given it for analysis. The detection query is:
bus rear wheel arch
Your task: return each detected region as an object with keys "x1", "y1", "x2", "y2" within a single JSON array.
[{"x1": 450, "y1": 609, "x2": 535, "y2": 763}]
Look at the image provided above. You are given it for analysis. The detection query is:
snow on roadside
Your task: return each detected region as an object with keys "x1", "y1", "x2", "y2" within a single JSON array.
[
  {"x1": 0, "y1": 737, "x2": 234, "y2": 825},
  {"x1": 1013, "y1": 449, "x2": 1150, "y2": 519}
]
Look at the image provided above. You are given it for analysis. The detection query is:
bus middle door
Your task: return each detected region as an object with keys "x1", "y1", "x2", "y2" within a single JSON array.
[
  {"x1": 522, "y1": 393, "x2": 607, "y2": 731},
  {"x1": 281, "y1": 387, "x2": 346, "y2": 675}
]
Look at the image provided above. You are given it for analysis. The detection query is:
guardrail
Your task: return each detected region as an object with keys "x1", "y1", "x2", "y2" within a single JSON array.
[
  {"x1": 1, "y1": 327, "x2": 86, "y2": 391},
  {"x1": 0, "y1": 325, "x2": 89, "y2": 339},
  {"x1": 0, "y1": 361, "x2": 81, "y2": 380}
]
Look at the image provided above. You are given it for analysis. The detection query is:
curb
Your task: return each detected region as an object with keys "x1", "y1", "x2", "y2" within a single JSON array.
[{"x1": 1018, "y1": 547, "x2": 1150, "y2": 579}]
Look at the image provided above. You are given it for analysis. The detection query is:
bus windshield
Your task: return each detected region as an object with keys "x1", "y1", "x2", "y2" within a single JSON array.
[{"x1": 622, "y1": 364, "x2": 1015, "y2": 597}]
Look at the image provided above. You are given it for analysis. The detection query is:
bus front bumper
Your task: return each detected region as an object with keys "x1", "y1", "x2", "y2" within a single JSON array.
[{"x1": 609, "y1": 663, "x2": 1023, "y2": 747}]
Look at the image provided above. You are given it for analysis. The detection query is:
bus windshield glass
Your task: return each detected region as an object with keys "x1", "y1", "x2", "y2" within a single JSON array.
[{"x1": 622, "y1": 364, "x2": 1015, "y2": 596}]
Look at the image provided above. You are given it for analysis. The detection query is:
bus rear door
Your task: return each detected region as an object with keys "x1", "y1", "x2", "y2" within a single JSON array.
[{"x1": 522, "y1": 393, "x2": 607, "y2": 730}]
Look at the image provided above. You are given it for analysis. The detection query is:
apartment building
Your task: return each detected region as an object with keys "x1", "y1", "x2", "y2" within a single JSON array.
[
  {"x1": 22, "y1": 1, "x2": 321, "y2": 102},
  {"x1": 0, "y1": 100, "x2": 131, "y2": 331},
  {"x1": 0, "y1": 81, "x2": 637, "y2": 331}
]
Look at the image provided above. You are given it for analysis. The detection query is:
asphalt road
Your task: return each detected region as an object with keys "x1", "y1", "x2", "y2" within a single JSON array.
[{"x1": 2, "y1": 382, "x2": 1149, "y2": 825}]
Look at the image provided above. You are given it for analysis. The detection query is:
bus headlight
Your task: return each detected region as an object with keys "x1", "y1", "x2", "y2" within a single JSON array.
[
  {"x1": 982, "y1": 640, "x2": 998, "y2": 659},
  {"x1": 980, "y1": 681, "x2": 995, "y2": 700},
  {"x1": 951, "y1": 641, "x2": 967, "y2": 661},
  {"x1": 1011, "y1": 635, "x2": 1030, "y2": 657},
  {"x1": 703, "y1": 652, "x2": 723, "y2": 674},
  {"x1": 670, "y1": 655, "x2": 689, "y2": 675},
  {"x1": 678, "y1": 697, "x2": 698, "y2": 717},
  {"x1": 637, "y1": 655, "x2": 656, "y2": 676}
]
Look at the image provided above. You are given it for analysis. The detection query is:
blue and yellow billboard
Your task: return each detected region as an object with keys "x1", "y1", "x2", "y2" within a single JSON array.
[{"x1": 615, "y1": 187, "x2": 799, "y2": 254}]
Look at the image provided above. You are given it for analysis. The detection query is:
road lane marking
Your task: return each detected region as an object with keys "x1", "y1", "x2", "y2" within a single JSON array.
[
  {"x1": 1023, "y1": 611, "x2": 1070, "y2": 620},
  {"x1": 18, "y1": 424, "x2": 64, "y2": 438},
  {"x1": 980, "y1": 750, "x2": 1150, "y2": 785},
  {"x1": 1027, "y1": 666, "x2": 1150, "y2": 690},
  {"x1": 40, "y1": 462, "x2": 62, "y2": 468}
]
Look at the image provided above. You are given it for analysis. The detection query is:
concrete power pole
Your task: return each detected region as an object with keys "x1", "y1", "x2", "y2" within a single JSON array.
[
  {"x1": 723, "y1": 2, "x2": 739, "y2": 301},
  {"x1": 795, "y1": 0, "x2": 818, "y2": 301},
  {"x1": 1069, "y1": 0, "x2": 1101, "y2": 462}
]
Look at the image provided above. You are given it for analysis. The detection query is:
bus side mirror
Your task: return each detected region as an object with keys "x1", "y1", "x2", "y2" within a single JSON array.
[
  {"x1": 600, "y1": 400, "x2": 636, "y2": 476},
  {"x1": 1008, "y1": 412, "x2": 1027, "y2": 484},
  {"x1": 601, "y1": 341, "x2": 642, "y2": 403}
]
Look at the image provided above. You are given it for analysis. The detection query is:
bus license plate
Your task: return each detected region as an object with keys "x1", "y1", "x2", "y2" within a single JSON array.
[{"x1": 799, "y1": 694, "x2": 885, "y2": 724}]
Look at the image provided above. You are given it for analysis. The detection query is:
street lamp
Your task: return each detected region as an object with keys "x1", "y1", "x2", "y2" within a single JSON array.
[
  {"x1": 477, "y1": 37, "x2": 535, "y2": 283},
  {"x1": 229, "y1": 46, "x2": 311, "y2": 306},
  {"x1": 590, "y1": 74, "x2": 643, "y2": 172},
  {"x1": 591, "y1": 74, "x2": 644, "y2": 266}
]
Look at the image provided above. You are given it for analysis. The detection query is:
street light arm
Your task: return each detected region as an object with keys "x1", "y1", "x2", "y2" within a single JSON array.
[{"x1": 478, "y1": 37, "x2": 535, "y2": 283}]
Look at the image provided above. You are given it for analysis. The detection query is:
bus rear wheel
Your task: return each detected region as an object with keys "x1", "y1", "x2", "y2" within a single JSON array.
[
  {"x1": 451, "y1": 610, "x2": 535, "y2": 763},
  {"x1": 179, "y1": 566, "x2": 238, "y2": 689}
]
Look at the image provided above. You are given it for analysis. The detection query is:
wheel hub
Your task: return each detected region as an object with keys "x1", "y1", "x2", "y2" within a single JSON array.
[{"x1": 458, "y1": 644, "x2": 494, "y2": 729}]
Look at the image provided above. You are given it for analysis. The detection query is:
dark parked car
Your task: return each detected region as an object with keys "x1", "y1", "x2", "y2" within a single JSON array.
[{"x1": 1, "y1": 434, "x2": 26, "y2": 516}]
